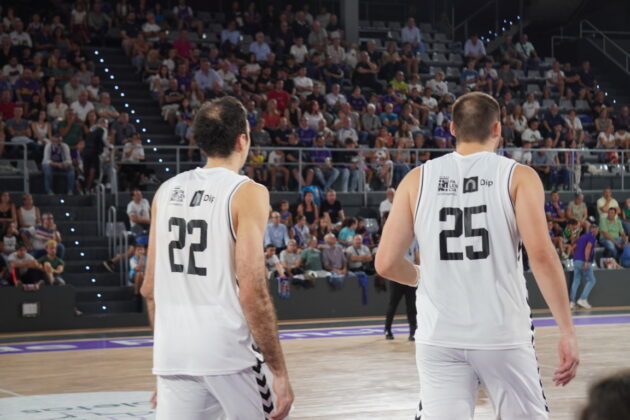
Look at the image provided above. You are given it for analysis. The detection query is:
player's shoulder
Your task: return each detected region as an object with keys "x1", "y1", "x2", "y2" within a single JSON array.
[{"x1": 232, "y1": 179, "x2": 270, "y2": 208}]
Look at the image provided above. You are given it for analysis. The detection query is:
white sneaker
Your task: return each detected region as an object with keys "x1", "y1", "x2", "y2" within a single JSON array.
[
  {"x1": 570, "y1": 301, "x2": 576, "y2": 310},
  {"x1": 577, "y1": 299, "x2": 592, "y2": 309}
]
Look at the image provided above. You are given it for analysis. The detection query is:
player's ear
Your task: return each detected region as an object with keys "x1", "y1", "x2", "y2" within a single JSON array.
[
  {"x1": 235, "y1": 133, "x2": 249, "y2": 153},
  {"x1": 492, "y1": 120, "x2": 501, "y2": 139},
  {"x1": 449, "y1": 121, "x2": 456, "y2": 137}
]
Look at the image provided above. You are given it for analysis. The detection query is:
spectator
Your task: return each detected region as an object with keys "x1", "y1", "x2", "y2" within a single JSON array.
[
  {"x1": 322, "y1": 233, "x2": 353, "y2": 286},
  {"x1": 14, "y1": 68, "x2": 39, "y2": 107},
  {"x1": 597, "y1": 188, "x2": 620, "y2": 220},
  {"x1": 546, "y1": 61, "x2": 565, "y2": 95},
  {"x1": 47, "y1": 93, "x2": 68, "y2": 122},
  {"x1": 69, "y1": 90, "x2": 94, "y2": 123},
  {"x1": 293, "y1": 66, "x2": 314, "y2": 95},
  {"x1": 249, "y1": 32, "x2": 271, "y2": 62},
  {"x1": 110, "y1": 113, "x2": 136, "y2": 145},
  {"x1": 6, "y1": 106, "x2": 33, "y2": 145},
  {"x1": 531, "y1": 142, "x2": 553, "y2": 188},
  {"x1": 353, "y1": 51, "x2": 381, "y2": 93},
  {"x1": 63, "y1": 75, "x2": 85, "y2": 104},
  {"x1": 30, "y1": 213, "x2": 63, "y2": 259},
  {"x1": 478, "y1": 59, "x2": 498, "y2": 96},
  {"x1": 308, "y1": 20, "x2": 327, "y2": 48},
  {"x1": 463, "y1": 34, "x2": 486, "y2": 65},
  {"x1": 336, "y1": 138, "x2": 362, "y2": 192},
  {"x1": 0, "y1": 89, "x2": 16, "y2": 121},
  {"x1": 426, "y1": 71, "x2": 448, "y2": 97},
  {"x1": 401, "y1": 17, "x2": 423, "y2": 53},
  {"x1": 8, "y1": 244, "x2": 43, "y2": 287},
  {"x1": 0, "y1": 191, "x2": 17, "y2": 232},
  {"x1": 1, "y1": 221, "x2": 21, "y2": 261},
  {"x1": 542, "y1": 104, "x2": 565, "y2": 137},
  {"x1": 515, "y1": 34, "x2": 540, "y2": 70},
  {"x1": 567, "y1": 193, "x2": 589, "y2": 228},
  {"x1": 264, "y1": 244, "x2": 286, "y2": 279},
  {"x1": 127, "y1": 189, "x2": 151, "y2": 235},
  {"x1": 194, "y1": 58, "x2": 223, "y2": 93},
  {"x1": 599, "y1": 208, "x2": 626, "y2": 259},
  {"x1": 280, "y1": 239, "x2": 302, "y2": 277},
  {"x1": 94, "y1": 92, "x2": 119, "y2": 124},
  {"x1": 298, "y1": 236, "x2": 327, "y2": 276},
  {"x1": 521, "y1": 118, "x2": 543, "y2": 147},
  {"x1": 594, "y1": 108, "x2": 613, "y2": 134},
  {"x1": 38, "y1": 240, "x2": 66, "y2": 286},
  {"x1": 264, "y1": 211, "x2": 290, "y2": 252},
  {"x1": 460, "y1": 60, "x2": 481, "y2": 92},
  {"x1": 310, "y1": 136, "x2": 339, "y2": 190},
  {"x1": 496, "y1": 61, "x2": 520, "y2": 96},
  {"x1": 128, "y1": 245, "x2": 146, "y2": 295},
  {"x1": 87, "y1": 1, "x2": 111, "y2": 42},
  {"x1": 564, "y1": 109, "x2": 584, "y2": 144},
  {"x1": 292, "y1": 215, "x2": 311, "y2": 247},
  {"x1": 336, "y1": 117, "x2": 358, "y2": 146},
  {"x1": 360, "y1": 103, "x2": 382, "y2": 146},
  {"x1": 578, "y1": 60, "x2": 597, "y2": 96},
  {"x1": 173, "y1": 30, "x2": 193, "y2": 60},
  {"x1": 320, "y1": 189, "x2": 345, "y2": 225},
  {"x1": 325, "y1": 83, "x2": 347, "y2": 111},
  {"x1": 338, "y1": 217, "x2": 357, "y2": 247},
  {"x1": 545, "y1": 191, "x2": 567, "y2": 229},
  {"x1": 296, "y1": 191, "x2": 319, "y2": 227},
  {"x1": 159, "y1": 79, "x2": 185, "y2": 125},
  {"x1": 2, "y1": 56, "x2": 23, "y2": 85},
  {"x1": 499, "y1": 35, "x2": 522, "y2": 69},
  {"x1": 17, "y1": 193, "x2": 41, "y2": 237},
  {"x1": 379, "y1": 188, "x2": 395, "y2": 219},
  {"x1": 345, "y1": 233, "x2": 372, "y2": 278},
  {"x1": 570, "y1": 224, "x2": 599, "y2": 309},
  {"x1": 522, "y1": 92, "x2": 540, "y2": 121},
  {"x1": 41, "y1": 135, "x2": 74, "y2": 195}
]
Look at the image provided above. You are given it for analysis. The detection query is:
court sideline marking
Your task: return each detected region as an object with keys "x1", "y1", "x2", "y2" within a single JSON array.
[{"x1": 0, "y1": 388, "x2": 22, "y2": 397}]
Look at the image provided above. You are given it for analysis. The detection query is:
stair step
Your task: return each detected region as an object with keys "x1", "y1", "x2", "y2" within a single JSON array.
[
  {"x1": 65, "y1": 260, "x2": 111, "y2": 274},
  {"x1": 76, "y1": 286, "x2": 136, "y2": 302},
  {"x1": 65, "y1": 247, "x2": 110, "y2": 260},
  {"x1": 77, "y1": 299, "x2": 142, "y2": 314},
  {"x1": 64, "y1": 273, "x2": 122, "y2": 287},
  {"x1": 56, "y1": 221, "x2": 99, "y2": 236},
  {"x1": 65, "y1": 236, "x2": 109, "y2": 247}
]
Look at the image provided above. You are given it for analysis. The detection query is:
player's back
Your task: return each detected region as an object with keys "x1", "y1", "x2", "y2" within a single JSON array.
[
  {"x1": 414, "y1": 151, "x2": 531, "y2": 349},
  {"x1": 152, "y1": 166, "x2": 255, "y2": 375}
]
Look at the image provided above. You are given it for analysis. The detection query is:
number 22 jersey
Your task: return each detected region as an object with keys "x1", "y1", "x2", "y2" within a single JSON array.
[
  {"x1": 414, "y1": 151, "x2": 532, "y2": 349},
  {"x1": 152, "y1": 167, "x2": 257, "y2": 375}
]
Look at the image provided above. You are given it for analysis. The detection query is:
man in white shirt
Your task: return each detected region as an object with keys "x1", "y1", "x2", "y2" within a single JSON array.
[
  {"x1": 2, "y1": 56, "x2": 23, "y2": 85},
  {"x1": 425, "y1": 71, "x2": 448, "y2": 97},
  {"x1": 521, "y1": 119, "x2": 543, "y2": 147},
  {"x1": 464, "y1": 34, "x2": 486, "y2": 65},
  {"x1": 336, "y1": 117, "x2": 358, "y2": 145},
  {"x1": 522, "y1": 93, "x2": 540, "y2": 120},
  {"x1": 546, "y1": 61, "x2": 565, "y2": 94},
  {"x1": 142, "y1": 12, "x2": 162, "y2": 43},
  {"x1": 194, "y1": 58, "x2": 223, "y2": 92},
  {"x1": 9, "y1": 21, "x2": 32, "y2": 48},
  {"x1": 63, "y1": 76, "x2": 85, "y2": 104},
  {"x1": 217, "y1": 60, "x2": 237, "y2": 91},
  {"x1": 70, "y1": 90, "x2": 95, "y2": 122},
  {"x1": 379, "y1": 188, "x2": 395, "y2": 219},
  {"x1": 326, "y1": 38, "x2": 346, "y2": 65},
  {"x1": 289, "y1": 37, "x2": 308, "y2": 64},
  {"x1": 325, "y1": 83, "x2": 347, "y2": 109},
  {"x1": 127, "y1": 188, "x2": 151, "y2": 234},
  {"x1": 249, "y1": 32, "x2": 272, "y2": 62},
  {"x1": 293, "y1": 66, "x2": 314, "y2": 95},
  {"x1": 401, "y1": 17, "x2": 423, "y2": 53}
]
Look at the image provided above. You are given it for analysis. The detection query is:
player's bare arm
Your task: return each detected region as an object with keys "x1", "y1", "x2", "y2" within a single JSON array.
[
  {"x1": 233, "y1": 180, "x2": 294, "y2": 420},
  {"x1": 140, "y1": 196, "x2": 159, "y2": 330},
  {"x1": 375, "y1": 166, "x2": 421, "y2": 286},
  {"x1": 512, "y1": 164, "x2": 579, "y2": 386}
]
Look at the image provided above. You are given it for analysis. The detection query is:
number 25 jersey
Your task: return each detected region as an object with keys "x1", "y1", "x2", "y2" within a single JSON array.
[
  {"x1": 414, "y1": 151, "x2": 532, "y2": 349},
  {"x1": 153, "y1": 167, "x2": 257, "y2": 375}
]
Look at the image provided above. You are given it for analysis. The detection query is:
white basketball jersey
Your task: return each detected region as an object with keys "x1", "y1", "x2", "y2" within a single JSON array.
[
  {"x1": 414, "y1": 151, "x2": 532, "y2": 349},
  {"x1": 152, "y1": 167, "x2": 257, "y2": 375}
]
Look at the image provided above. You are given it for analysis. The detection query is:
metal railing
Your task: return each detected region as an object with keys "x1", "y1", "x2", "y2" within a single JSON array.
[
  {"x1": 0, "y1": 142, "x2": 30, "y2": 193},
  {"x1": 104, "y1": 145, "x2": 630, "y2": 194},
  {"x1": 452, "y1": 0, "x2": 498, "y2": 42},
  {"x1": 107, "y1": 204, "x2": 129, "y2": 286},
  {"x1": 95, "y1": 183, "x2": 106, "y2": 236},
  {"x1": 580, "y1": 20, "x2": 630, "y2": 77}
]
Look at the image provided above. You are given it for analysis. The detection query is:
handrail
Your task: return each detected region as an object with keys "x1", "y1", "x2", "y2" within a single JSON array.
[
  {"x1": 95, "y1": 183, "x2": 106, "y2": 236},
  {"x1": 106, "y1": 204, "x2": 129, "y2": 286},
  {"x1": 452, "y1": 0, "x2": 497, "y2": 41},
  {"x1": 0, "y1": 142, "x2": 29, "y2": 193},
  {"x1": 580, "y1": 20, "x2": 630, "y2": 76},
  {"x1": 106, "y1": 144, "x2": 628, "y2": 193}
]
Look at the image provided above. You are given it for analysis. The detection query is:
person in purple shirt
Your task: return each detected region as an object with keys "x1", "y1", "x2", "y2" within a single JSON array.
[
  {"x1": 310, "y1": 135, "x2": 339, "y2": 190},
  {"x1": 569, "y1": 224, "x2": 599, "y2": 309},
  {"x1": 545, "y1": 190, "x2": 567, "y2": 234},
  {"x1": 14, "y1": 69, "x2": 40, "y2": 105},
  {"x1": 296, "y1": 117, "x2": 317, "y2": 147},
  {"x1": 348, "y1": 87, "x2": 368, "y2": 112}
]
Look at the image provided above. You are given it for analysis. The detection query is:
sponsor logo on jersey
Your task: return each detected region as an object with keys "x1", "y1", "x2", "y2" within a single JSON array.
[
  {"x1": 169, "y1": 186, "x2": 185, "y2": 204},
  {"x1": 189, "y1": 190, "x2": 216, "y2": 207},
  {"x1": 438, "y1": 176, "x2": 458, "y2": 193},
  {"x1": 463, "y1": 176, "x2": 494, "y2": 193}
]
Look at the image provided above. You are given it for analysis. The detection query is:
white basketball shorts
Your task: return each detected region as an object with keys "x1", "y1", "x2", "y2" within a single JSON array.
[
  {"x1": 156, "y1": 359, "x2": 276, "y2": 420},
  {"x1": 414, "y1": 343, "x2": 548, "y2": 420}
]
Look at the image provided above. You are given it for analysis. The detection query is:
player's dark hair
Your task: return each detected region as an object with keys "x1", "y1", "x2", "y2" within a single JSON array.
[
  {"x1": 193, "y1": 97, "x2": 248, "y2": 158},
  {"x1": 580, "y1": 370, "x2": 630, "y2": 420},
  {"x1": 452, "y1": 92, "x2": 500, "y2": 143}
]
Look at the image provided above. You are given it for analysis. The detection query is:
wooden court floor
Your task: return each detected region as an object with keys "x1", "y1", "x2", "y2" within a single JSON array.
[{"x1": 1, "y1": 319, "x2": 629, "y2": 419}]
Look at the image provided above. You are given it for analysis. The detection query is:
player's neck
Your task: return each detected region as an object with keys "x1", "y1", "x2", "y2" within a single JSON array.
[
  {"x1": 455, "y1": 140, "x2": 496, "y2": 156},
  {"x1": 203, "y1": 156, "x2": 243, "y2": 173}
]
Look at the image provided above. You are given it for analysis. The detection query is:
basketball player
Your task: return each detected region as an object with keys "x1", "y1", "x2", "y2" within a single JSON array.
[
  {"x1": 141, "y1": 97, "x2": 293, "y2": 419},
  {"x1": 375, "y1": 92, "x2": 579, "y2": 419}
]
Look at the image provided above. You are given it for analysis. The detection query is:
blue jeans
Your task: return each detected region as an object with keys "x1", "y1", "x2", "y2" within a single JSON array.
[
  {"x1": 340, "y1": 167, "x2": 361, "y2": 192},
  {"x1": 570, "y1": 260, "x2": 596, "y2": 302},
  {"x1": 599, "y1": 237, "x2": 623, "y2": 259},
  {"x1": 622, "y1": 220, "x2": 630, "y2": 235},
  {"x1": 314, "y1": 167, "x2": 340, "y2": 191},
  {"x1": 42, "y1": 162, "x2": 75, "y2": 194}
]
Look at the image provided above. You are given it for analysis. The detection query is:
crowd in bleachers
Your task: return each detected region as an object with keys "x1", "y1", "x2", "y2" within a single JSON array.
[{"x1": 0, "y1": 2, "x2": 629, "y2": 293}]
